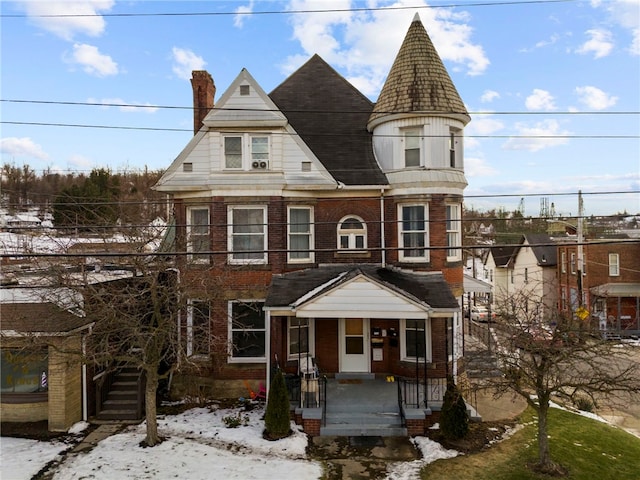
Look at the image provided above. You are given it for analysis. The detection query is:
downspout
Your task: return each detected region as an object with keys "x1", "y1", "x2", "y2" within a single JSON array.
[
  {"x1": 380, "y1": 188, "x2": 386, "y2": 267},
  {"x1": 82, "y1": 332, "x2": 88, "y2": 421},
  {"x1": 265, "y1": 311, "x2": 271, "y2": 399}
]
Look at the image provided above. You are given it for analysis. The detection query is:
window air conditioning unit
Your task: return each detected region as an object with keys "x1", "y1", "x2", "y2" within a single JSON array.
[{"x1": 252, "y1": 161, "x2": 268, "y2": 169}]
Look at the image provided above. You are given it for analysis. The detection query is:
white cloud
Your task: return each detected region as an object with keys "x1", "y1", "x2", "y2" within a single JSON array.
[
  {"x1": 282, "y1": 0, "x2": 489, "y2": 98},
  {"x1": 465, "y1": 112, "x2": 504, "y2": 150},
  {"x1": 0, "y1": 137, "x2": 50, "y2": 160},
  {"x1": 234, "y1": 1, "x2": 255, "y2": 28},
  {"x1": 171, "y1": 47, "x2": 207, "y2": 81},
  {"x1": 574, "y1": 86, "x2": 618, "y2": 110},
  {"x1": 591, "y1": 0, "x2": 640, "y2": 55},
  {"x1": 88, "y1": 97, "x2": 159, "y2": 113},
  {"x1": 17, "y1": 0, "x2": 114, "y2": 41},
  {"x1": 480, "y1": 90, "x2": 500, "y2": 103},
  {"x1": 464, "y1": 156, "x2": 498, "y2": 177},
  {"x1": 576, "y1": 28, "x2": 614, "y2": 58},
  {"x1": 525, "y1": 89, "x2": 557, "y2": 111},
  {"x1": 69, "y1": 154, "x2": 93, "y2": 168},
  {"x1": 503, "y1": 119, "x2": 571, "y2": 152},
  {"x1": 66, "y1": 43, "x2": 119, "y2": 76}
]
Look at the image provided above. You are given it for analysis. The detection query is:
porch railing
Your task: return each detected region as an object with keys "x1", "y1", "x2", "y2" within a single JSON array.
[
  {"x1": 396, "y1": 380, "x2": 407, "y2": 427},
  {"x1": 397, "y1": 377, "x2": 447, "y2": 409}
]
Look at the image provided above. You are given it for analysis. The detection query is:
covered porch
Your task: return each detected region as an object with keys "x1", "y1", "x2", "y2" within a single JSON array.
[{"x1": 264, "y1": 265, "x2": 461, "y2": 436}]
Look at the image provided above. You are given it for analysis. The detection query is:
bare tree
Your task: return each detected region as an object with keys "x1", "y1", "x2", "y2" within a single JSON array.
[{"x1": 479, "y1": 286, "x2": 640, "y2": 475}]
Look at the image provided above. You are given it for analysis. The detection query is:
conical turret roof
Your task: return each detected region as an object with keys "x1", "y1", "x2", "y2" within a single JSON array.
[{"x1": 368, "y1": 13, "x2": 470, "y2": 129}]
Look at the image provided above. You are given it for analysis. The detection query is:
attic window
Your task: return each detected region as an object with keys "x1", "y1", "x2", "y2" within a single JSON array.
[
  {"x1": 240, "y1": 85, "x2": 250, "y2": 96},
  {"x1": 301, "y1": 162, "x2": 311, "y2": 172},
  {"x1": 183, "y1": 162, "x2": 193, "y2": 172}
]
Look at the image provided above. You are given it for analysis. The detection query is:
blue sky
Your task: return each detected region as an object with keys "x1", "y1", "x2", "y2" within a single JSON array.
[{"x1": 1, "y1": 0, "x2": 639, "y2": 217}]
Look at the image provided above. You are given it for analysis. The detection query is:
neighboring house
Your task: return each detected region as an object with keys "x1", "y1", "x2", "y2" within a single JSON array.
[
  {"x1": 1, "y1": 288, "x2": 93, "y2": 432},
  {"x1": 558, "y1": 240, "x2": 640, "y2": 336},
  {"x1": 509, "y1": 234, "x2": 558, "y2": 320},
  {"x1": 485, "y1": 244, "x2": 518, "y2": 312},
  {"x1": 154, "y1": 14, "x2": 470, "y2": 436}
]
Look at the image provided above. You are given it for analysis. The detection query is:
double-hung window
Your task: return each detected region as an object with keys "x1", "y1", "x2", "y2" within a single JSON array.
[
  {"x1": 224, "y1": 134, "x2": 270, "y2": 170},
  {"x1": 186, "y1": 207, "x2": 210, "y2": 263},
  {"x1": 187, "y1": 300, "x2": 210, "y2": 357},
  {"x1": 570, "y1": 253, "x2": 576, "y2": 274},
  {"x1": 288, "y1": 206, "x2": 314, "y2": 263},
  {"x1": 401, "y1": 319, "x2": 431, "y2": 362},
  {"x1": 338, "y1": 216, "x2": 366, "y2": 250},
  {"x1": 403, "y1": 128, "x2": 421, "y2": 167},
  {"x1": 561, "y1": 251, "x2": 567, "y2": 273},
  {"x1": 229, "y1": 301, "x2": 266, "y2": 362},
  {"x1": 228, "y1": 206, "x2": 267, "y2": 264},
  {"x1": 399, "y1": 204, "x2": 429, "y2": 262},
  {"x1": 288, "y1": 318, "x2": 314, "y2": 359},
  {"x1": 445, "y1": 204, "x2": 461, "y2": 261},
  {"x1": 609, "y1": 253, "x2": 620, "y2": 276}
]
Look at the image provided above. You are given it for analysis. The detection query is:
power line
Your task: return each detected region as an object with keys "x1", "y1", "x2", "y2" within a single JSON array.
[
  {"x1": 4, "y1": 98, "x2": 637, "y2": 117},
  {"x1": 3, "y1": 121, "x2": 638, "y2": 139},
  {"x1": 0, "y1": 0, "x2": 578, "y2": 19}
]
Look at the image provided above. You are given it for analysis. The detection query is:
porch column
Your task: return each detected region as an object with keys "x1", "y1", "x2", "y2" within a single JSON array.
[{"x1": 265, "y1": 310, "x2": 271, "y2": 397}]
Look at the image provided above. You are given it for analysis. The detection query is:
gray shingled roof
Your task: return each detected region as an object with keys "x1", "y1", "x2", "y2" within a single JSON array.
[
  {"x1": 269, "y1": 55, "x2": 388, "y2": 186},
  {"x1": 2, "y1": 303, "x2": 91, "y2": 334},
  {"x1": 490, "y1": 245, "x2": 518, "y2": 267},
  {"x1": 368, "y1": 14, "x2": 469, "y2": 128},
  {"x1": 265, "y1": 265, "x2": 459, "y2": 310},
  {"x1": 523, "y1": 234, "x2": 558, "y2": 266}
]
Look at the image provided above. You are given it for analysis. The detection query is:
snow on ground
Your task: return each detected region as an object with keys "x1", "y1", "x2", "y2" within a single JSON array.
[{"x1": 1, "y1": 403, "x2": 464, "y2": 480}]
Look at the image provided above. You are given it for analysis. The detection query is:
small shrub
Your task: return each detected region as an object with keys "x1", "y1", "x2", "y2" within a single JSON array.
[
  {"x1": 440, "y1": 376, "x2": 469, "y2": 440},
  {"x1": 264, "y1": 369, "x2": 291, "y2": 440},
  {"x1": 222, "y1": 411, "x2": 249, "y2": 428},
  {"x1": 574, "y1": 395, "x2": 595, "y2": 412}
]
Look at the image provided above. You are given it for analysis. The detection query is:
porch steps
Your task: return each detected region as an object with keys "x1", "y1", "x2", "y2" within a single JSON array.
[
  {"x1": 96, "y1": 368, "x2": 143, "y2": 422},
  {"x1": 320, "y1": 378, "x2": 407, "y2": 437}
]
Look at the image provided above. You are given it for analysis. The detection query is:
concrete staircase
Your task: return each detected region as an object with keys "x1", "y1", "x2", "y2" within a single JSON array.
[
  {"x1": 320, "y1": 376, "x2": 406, "y2": 437},
  {"x1": 464, "y1": 347, "x2": 502, "y2": 378},
  {"x1": 96, "y1": 367, "x2": 144, "y2": 421}
]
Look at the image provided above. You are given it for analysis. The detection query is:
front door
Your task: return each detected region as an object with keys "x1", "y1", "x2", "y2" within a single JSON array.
[{"x1": 339, "y1": 318, "x2": 370, "y2": 372}]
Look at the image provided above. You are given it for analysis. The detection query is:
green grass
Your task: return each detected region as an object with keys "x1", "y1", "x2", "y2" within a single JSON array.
[{"x1": 421, "y1": 407, "x2": 640, "y2": 479}]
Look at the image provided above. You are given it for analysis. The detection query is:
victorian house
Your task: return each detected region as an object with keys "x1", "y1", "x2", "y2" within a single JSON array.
[{"x1": 154, "y1": 14, "x2": 471, "y2": 435}]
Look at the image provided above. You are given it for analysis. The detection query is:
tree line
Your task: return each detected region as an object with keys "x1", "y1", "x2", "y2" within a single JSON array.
[{"x1": 1, "y1": 164, "x2": 167, "y2": 230}]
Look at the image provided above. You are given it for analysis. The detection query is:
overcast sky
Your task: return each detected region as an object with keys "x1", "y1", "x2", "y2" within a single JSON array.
[{"x1": 1, "y1": 0, "x2": 639, "y2": 216}]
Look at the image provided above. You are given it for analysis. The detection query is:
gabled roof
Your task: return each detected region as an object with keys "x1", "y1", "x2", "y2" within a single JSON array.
[
  {"x1": 1, "y1": 303, "x2": 92, "y2": 335},
  {"x1": 368, "y1": 13, "x2": 470, "y2": 129},
  {"x1": 489, "y1": 245, "x2": 518, "y2": 268},
  {"x1": 265, "y1": 264, "x2": 459, "y2": 310},
  {"x1": 269, "y1": 55, "x2": 387, "y2": 186},
  {"x1": 521, "y1": 233, "x2": 557, "y2": 266}
]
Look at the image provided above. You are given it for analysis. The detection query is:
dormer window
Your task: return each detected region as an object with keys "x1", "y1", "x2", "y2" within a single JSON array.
[
  {"x1": 224, "y1": 134, "x2": 270, "y2": 170},
  {"x1": 403, "y1": 128, "x2": 421, "y2": 167},
  {"x1": 338, "y1": 216, "x2": 366, "y2": 250}
]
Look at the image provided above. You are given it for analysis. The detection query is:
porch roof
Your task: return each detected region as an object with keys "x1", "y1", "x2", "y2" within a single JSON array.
[
  {"x1": 590, "y1": 283, "x2": 640, "y2": 298},
  {"x1": 265, "y1": 265, "x2": 459, "y2": 315},
  {"x1": 464, "y1": 274, "x2": 492, "y2": 294},
  {"x1": 1, "y1": 302, "x2": 93, "y2": 336}
]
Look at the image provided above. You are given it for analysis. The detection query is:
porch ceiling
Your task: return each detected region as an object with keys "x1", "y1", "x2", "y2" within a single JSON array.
[{"x1": 590, "y1": 283, "x2": 640, "y2": 298}]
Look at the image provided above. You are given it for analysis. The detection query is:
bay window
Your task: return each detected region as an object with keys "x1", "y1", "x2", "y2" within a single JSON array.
[{"x1": 403, "y1": 128, "x2": 421, "y2": 167}]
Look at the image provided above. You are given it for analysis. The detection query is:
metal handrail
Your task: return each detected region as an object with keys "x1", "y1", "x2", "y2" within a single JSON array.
[
  {"x1": 321, "y1": 375, "x2": 328, "y2": 426},
  {"x1": 396, "y1": 379, "x2": 406, "y2": 427}
]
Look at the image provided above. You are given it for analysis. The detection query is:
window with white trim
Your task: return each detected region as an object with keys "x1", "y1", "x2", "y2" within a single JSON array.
[
  {"x1": 570, "y1": 253, "x2": 576, "y2": 274},
  {"x1": 400, "y1": 319, "x2": 431, "y2": 362},
  {"x1": 403, "y1": 128, "x2": 421, "y2": 167},
  {"x1": 446, "y1": 204, "x2": 461, "y2": 261},
  {"x1": 288, "y1": 206, "x2": 314, "y2": 262},
  {"x1": 228, "y1": 206, "x2": 267, "y2": 264},
  {"x1": 449, "y1": 129, "x2": 459, "y2": 168},
  {"x1": 223, "y1": 134, "x2": 270, "y2": 170},
  {"x1": 229, "y1": 301, "x2": 265, "y2": 361},
  {"x1": 338, "y1": 215, "x2": 366, "y2": 250},
  {"x1": 399, "y1": 204, "x2": 429, "y2": 262},
  {"x1": 561, "y1": 251, "x2": 567, "y2": 273},
  {"x1": 609, "y1": 253, "x2": 620, "y2": 276},
  {"x1": 186, "y1": 207, "x2": 210, "y2": 263},
  {"x1": 288, "y1": 318, "x2": 315, "y2": 359},
  {"x1": 187, "y1": 300, "x2": 210, "y2": 357}
]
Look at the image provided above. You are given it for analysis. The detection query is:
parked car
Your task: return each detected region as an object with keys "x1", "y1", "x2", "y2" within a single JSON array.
[{"x1": 470, "y1": 305, "x2": 496, "y2": 322}]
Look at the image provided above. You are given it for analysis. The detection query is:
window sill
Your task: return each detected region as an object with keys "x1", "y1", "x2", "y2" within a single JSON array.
[{"x1": 334, "y1": 251, "x2": 371, "y2": 259}]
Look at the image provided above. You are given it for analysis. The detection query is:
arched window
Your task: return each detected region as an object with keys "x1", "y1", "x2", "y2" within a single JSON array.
[{"x1": 337, "y1": 216, "x2": 366, "y2": 250}]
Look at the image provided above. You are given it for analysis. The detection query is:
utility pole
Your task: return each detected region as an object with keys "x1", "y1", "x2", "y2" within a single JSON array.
[{"x1": 577, "y1": 190, "x2": 584, "y2": 308}]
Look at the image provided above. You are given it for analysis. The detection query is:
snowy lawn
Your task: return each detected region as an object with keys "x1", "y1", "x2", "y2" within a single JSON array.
[{"x1": 1, "y1": 402, "x2": 462, "y2": 480}]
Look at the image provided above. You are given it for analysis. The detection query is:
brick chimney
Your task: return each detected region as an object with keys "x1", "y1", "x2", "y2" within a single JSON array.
[{"x1": 190, "y1": 70, "x2": 215, "y2": 135}]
